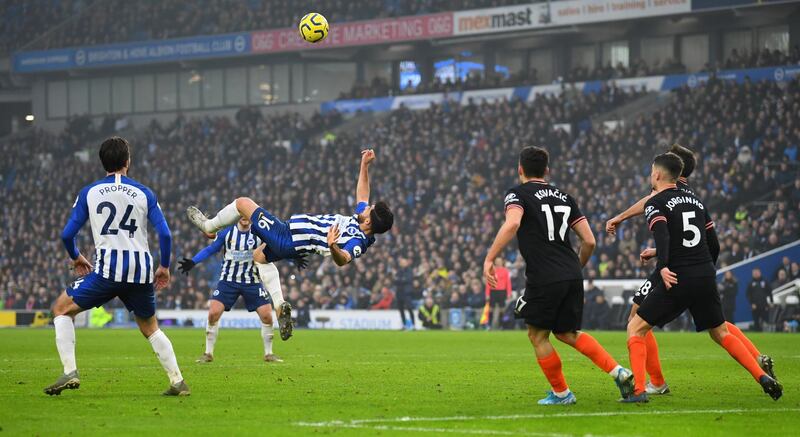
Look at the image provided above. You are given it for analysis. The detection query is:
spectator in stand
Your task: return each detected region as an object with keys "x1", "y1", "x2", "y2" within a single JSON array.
[
  {"x1": 719, "y1": 271, "x2": 739, "y2": 323},
  {"x1": 370, "y1": 287, "x2": 395, "y2": 310},
  {"x1": 747, "y1": 268, "x2": 772, "y2": 331},
  {"x1": 771, "y1": 269, "x2": 790, "y2": 293},
  {"x1": 418, "y1": 296, "x2": 442, "y2": 330}
]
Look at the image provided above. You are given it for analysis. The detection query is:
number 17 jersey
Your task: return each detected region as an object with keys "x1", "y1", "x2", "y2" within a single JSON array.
[
  {"x1": 67, "y1": 174, "x2": 165, "y2": 284},
  {"x1": 504, "y1": 181, "x2": 587, "y2": 288}
]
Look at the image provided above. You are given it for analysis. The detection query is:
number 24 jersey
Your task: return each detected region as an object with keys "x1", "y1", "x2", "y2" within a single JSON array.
[{"x1": 504, "y1": 181, "x2": 587, "y2": 288}]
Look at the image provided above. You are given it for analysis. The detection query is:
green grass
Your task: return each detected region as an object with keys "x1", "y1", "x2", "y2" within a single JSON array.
[{"x1": 0, "y1": 328, "x2": 798, "y2": 436}]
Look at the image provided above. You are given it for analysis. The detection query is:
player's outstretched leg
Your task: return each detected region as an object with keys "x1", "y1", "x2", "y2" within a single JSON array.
[
  {"x1": 555, "y1": 331, "x2": 634, "y2": 399},
  {"x1": 256, "y1": 262, "x2": 293, "y2": 341},
  {"x1": 644, "y1": 330, "x2": 669, "y2": 394},
  {"x1": 709, "y1": 324, "x2": 781, "y2": 400},
  {"x1": 257, "y1": 305, "x2": 283, "y2": 362},
  {"x1": 137, "y1": 317, "x2": 190, "y2": 396},
  {"x1": 528, "y1": 327, "x2": 576, "y2": 405},
  {"x1": 198, "y1": 301, "x2": 224, "y2": 363},
  {"x1": 188, "y1": 197, "x2": 260, "y2": 235},
  {"x1": 725, "y1": 322, "x2": 776, "y2": 380},
  {"x1": 45, "y1": 293, "x2": 82, "y2": 396}
]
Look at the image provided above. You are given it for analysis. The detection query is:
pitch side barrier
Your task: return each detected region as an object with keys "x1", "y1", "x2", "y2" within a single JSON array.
[
  {"x1": 320, "y1": 64, "x2": 800, "y2": 115},
  {"x1": 714, "y1": 240, "x2": 800, "y2": 323}
]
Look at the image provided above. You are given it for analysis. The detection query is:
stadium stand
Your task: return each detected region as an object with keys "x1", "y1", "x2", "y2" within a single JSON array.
[
  {"x1": 0, "y1": 0, "x2": 87, "y2": 55},
  {"x1": 340, "y1": 46, "x2": 800, "y2": 100},
  {"x1": 1, "y1": 76, "x2": 797, "y2": 316},
  {"x1": 30, "y1": 0, "x2": 531, "y2": 51}
]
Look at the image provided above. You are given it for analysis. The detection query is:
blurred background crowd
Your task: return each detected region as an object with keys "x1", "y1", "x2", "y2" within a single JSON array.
[
  {"x1": 1, "y1": 75, "x2": 798, "y2": 324},
  {"x1": 338, "y1": 46, "x2": 800, "y2": 100}
]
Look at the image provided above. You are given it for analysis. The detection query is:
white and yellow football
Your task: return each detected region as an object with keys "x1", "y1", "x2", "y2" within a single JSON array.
[{"x1": 298, "y1": 12, "x2": 329, "y2": 43}]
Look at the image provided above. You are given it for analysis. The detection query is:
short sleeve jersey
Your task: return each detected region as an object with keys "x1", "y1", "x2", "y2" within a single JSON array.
[
  {"x1": 644, "y1": 187, "x2": 716, "y2": 277},
  {"x1": 504, "y1": 181, "x2": 587, "y2": 288}
]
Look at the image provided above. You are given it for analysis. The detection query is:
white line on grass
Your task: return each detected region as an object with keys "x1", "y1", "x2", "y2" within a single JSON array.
[
  {"x1": 296, "y1": 422, "x2": 606, "y2": 437},
  {"x1": 295, "y1": 407, "x2": 800, "y2": 427}
]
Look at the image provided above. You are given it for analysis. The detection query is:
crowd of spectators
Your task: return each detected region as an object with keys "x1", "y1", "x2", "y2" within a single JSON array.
[
  {"x1": 338, "y1": 46, "x2": 800, "y2": 101},
  {"x1": 0, "y1": 77, "x2": 797, "y2": 327},
  {"x1": 0, "y1": 0, "x2": 87, "y2": 55}
]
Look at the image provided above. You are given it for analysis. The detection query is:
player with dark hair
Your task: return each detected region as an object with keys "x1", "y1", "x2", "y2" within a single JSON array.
[
  {"x1": 47, "y1": 137, "x2": 189, "y2": 396},
  {"x1": 187, "y1": 149, "x2": 392, "y2": 279},
  {"x1": 605, "y1": 144, "x2": 774, "y2": 395},
  {"x1": 622, "y1": 153, "x2": 782, "y2": 403},
  {"x1": 484, "y1": 146, "x2": 634, "y2": 405}
]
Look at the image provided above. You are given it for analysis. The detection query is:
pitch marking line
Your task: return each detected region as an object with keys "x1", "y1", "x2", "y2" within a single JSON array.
[
  {"x1": 296, "y1": 422, "x2": 603, "y2": 437},
  {"x1": 294, "y1": 408, "x2": 800, "y2": 428}
]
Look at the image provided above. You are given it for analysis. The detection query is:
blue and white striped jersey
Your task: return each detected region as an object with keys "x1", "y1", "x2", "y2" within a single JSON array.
[
  {"x1": 288, "y1": 202, "x2": 375, "y2": 260},
  {"x1": 191, "y1": 225, "x2": 262, "y2": 284},
  {"x1": 63, "y1": 174, "x2": 168, "y2": 284}
]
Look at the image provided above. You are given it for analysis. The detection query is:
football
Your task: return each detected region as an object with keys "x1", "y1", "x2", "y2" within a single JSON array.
[{"x1": 298, "y1": 12, "x2": 329, "y2": 43}]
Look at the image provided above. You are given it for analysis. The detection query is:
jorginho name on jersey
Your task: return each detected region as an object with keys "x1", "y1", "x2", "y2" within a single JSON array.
[
  {"x1": 644, "y1": 187, "x2": 715, "y2": 276},
  {"x1": 191, "y1": 226, "x2": 262, "y2": 284},
  {"x1": 504, "y1": 182, "x2": 587, "y2": 288},
  {"x1": 288, "y1": 202, "x2": 374, "y2": 260},
  {"x1": 63, "y1": 174, "x2": 167, "y2": 284}
]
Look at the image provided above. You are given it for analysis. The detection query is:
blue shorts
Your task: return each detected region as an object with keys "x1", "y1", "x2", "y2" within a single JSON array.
[
  {"x1": 66, "y1": 272, "x2": 155, "y2": 319},
  {"x1": 250, "y1": 207, "x2": 298, "y2": 262},
  {"x1": 211, "y1": 280, "x2": 272, "y2": 312}
]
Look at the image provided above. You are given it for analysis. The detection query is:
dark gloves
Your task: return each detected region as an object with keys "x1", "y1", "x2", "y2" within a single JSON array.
[
  {"x1": 291, "y1": 254, "x2": 309, "y2": 270},
  {"x1": 178, "y1": 258, "x2": 196, "y2": 275}
]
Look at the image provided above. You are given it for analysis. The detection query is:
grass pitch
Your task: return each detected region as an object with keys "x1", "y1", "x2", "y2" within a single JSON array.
[{"x1": 0, "y1": 328, "x2": 797, "y2": 436}]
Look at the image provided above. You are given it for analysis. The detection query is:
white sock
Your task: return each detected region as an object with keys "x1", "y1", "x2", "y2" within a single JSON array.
[
  {"x1": 257, "y1": 263, "x2": 285, "y2": 309},
  {"x1": 205, "y1": 322, "x2": 219, "y2": 355},
  {"x1": 147, "y1": 329, "x2": 184, "y2": 385},
  {"x1": 261, "y1": 323, "x2": 274, "y2": 356},
  {"x1": 554, "y1": 389, "x2": 571, "y2": 398},
  {"x1": 54, "y1": 315, "x2": 77, "y2": 374},
  {"x1": 206, "y1": 201, "x2": 241, "y2": 233},
  {"x1": 608, "y1": 364, "x2": 624, "y2": 377}
]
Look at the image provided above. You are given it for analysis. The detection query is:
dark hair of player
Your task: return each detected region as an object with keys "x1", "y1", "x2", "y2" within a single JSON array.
[
  {"x1": 519, "y1": 146, "x2": 548, "y2": 178},
  {"x1": 99, "y1": 136, "x2": 131, "y2": 172},
  {"x1": 653, "y1": 152, "x2": 684, "y2": 182},
  {"x1": 668, "y1": 144, "x2": 696, "y2": 178},
  {"x1": 370, "y1": 201, "x2": 394, "y2": 234}
]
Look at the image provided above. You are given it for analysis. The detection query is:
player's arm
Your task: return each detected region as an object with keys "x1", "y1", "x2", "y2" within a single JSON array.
[
  {"x1": 646, "y1": 201, "x2": 677, "y2": 289},
  {"x1": 178, "y1": 229, "x2": 227, "y2": 275},
  {"x1": 146, "y1": 190, "x2": 171, "y2": 290},
  {"x1": 572, "y1": 219, "x2": 596, "y2": 268},
  {"x1": 704, "y1": 210, "x2": 720, "y2": 265},
  {"x1": 605, "y1": 191, "x2": 655, "y2": 235},
  {"x1": 483, "y1": 208, "x2": 523, "y2": 288},
  {"x1": 356, "y1": 149, "x2": 375, "y2": 204},
  {"x1": 60, "y1": 187, "x2": 92, "y2": 275},
  {"x1": 327, "y1": 225, "x2": 352, "y2": 266}
]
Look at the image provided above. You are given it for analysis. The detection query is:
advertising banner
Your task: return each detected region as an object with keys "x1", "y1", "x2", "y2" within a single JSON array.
[
  {"x1": 551, "y1": 0, "x2": 692, "y2": 25},
  {"x1": 460, "y1": 87, "x2": 516, "y2": 105},
  {"x1": 452, "y1": 4, "x2": 551, "y2": 36},
  {"x1": 14, "y1": 32, "x2": 250, "y2": 73},
  {"x1": 251, "y1": 13, "x2": 453, "y2": 54},
  {"x1": 156, "y1": 309, "x2": 406, "y2": 330}
]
